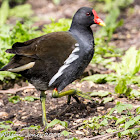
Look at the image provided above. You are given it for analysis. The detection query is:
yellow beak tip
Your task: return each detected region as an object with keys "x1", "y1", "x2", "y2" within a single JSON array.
[{"x1": 99, "y1": 22, "x2": 106, "y2": 26}]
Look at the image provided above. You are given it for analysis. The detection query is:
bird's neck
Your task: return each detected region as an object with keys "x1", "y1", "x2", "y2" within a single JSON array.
[{"x1": 69, "y1": 22, "x2": 94, "y2": 44}]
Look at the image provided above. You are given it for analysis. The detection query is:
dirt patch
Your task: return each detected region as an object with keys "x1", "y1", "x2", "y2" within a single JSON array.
[
  {"x1": 28, "y1": 0, "x2": 93, "y2": 25},
  {"x1": 0, "y1": 80, "x2": 139, "y2": 139},
  {"x1": 111, "y1": 0, "x2": 140, "y2": 50}
]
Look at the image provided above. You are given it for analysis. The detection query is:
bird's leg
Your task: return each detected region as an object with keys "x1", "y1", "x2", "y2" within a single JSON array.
[
  {"x1": 52, "y1": 88, "x2": 81, "y2": 116},
  {"x1": 67, "y1": 95, "x2": 72, "y2": 105},
  {"x1": 52, "y1": 88, "x2": 81, "y2": 104},
  {"x1": 40, "y1": 91, "x2": 47, "y2": 126}
]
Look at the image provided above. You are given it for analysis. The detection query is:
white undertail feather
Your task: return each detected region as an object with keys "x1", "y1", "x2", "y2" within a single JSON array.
[{"x1": 8, "y1": 62, "x2": 35, "y2": 72}]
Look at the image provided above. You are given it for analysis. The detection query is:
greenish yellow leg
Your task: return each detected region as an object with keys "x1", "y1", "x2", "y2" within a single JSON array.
[
  {"x1": 40, "y1": 91, "x2": 47, "y2": 126},
  {"x1": 52, "y1": 89, "x2": 81, "y2": 104}
]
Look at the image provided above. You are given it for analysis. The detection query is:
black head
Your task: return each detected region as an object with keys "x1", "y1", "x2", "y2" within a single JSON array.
[{"x1": 72, "y1": 7, "x2": 105, "y2": 27}]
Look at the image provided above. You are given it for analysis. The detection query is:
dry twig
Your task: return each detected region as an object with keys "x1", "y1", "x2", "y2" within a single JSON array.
[{"x1": 0, "y1": 85, "x2": 35, "y2": 94}]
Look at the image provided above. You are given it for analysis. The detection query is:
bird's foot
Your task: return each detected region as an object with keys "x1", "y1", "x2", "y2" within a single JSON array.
[
  {"x1": 52, "y1": 89, "x2": 82, "y2": 117},
  {"x1": 52, "y1": 88, "x2": 81, "y2": 104}
]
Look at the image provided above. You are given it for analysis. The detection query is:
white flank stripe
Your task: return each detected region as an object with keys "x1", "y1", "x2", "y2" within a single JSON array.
[
  {"x1": 8, "y1": 62, "x2": 35, "y2": 72},
  {"x1": 49, "y1": 64, "x2": 69, "y2": 86},
  {"x1": 64, "y1": 53, "x2": 79, "y2": 64},
  {"x1": 49, "y1": 47, "x2": 80, "y2": 86},
  {"x1": 72, "y1": 47, "x2": 80, "y2": 53},
  {"x1": 75, "y1": 43, "x2": 79, "y2": 47},
  {"x1": 58, "y1": 64, "x2": 69, "y2": 72},
  {"x1": 64, "y1": 47, "x2": 80, "y2": 64}
]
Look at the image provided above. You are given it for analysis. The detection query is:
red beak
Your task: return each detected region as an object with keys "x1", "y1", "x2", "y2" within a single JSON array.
[{"x1": 92, "y1": 10, "x2": 106, "y2": 26}]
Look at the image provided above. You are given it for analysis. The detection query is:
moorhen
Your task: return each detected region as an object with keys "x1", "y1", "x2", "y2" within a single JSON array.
[{"x1": 0, "y1": 7, "x2": 105, "y2": 126}]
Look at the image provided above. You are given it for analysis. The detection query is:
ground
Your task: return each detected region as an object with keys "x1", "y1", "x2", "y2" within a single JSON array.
[{"x1": 0, "y1": 0, "x2": 140, "y2": 139}]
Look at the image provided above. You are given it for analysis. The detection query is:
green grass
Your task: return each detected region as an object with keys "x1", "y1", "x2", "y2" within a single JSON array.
[
  {"x1": 0, "y1": 22, "x2": 41, "y2": 80},
  {"x1": 79, "y1": 102, "x2": 140, "y2": 139}
]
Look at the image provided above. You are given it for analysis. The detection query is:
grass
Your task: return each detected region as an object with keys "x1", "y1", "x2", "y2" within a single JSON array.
[
  {"x1": 79, "y1": 102, "x2": 140, "y2": 139},
  {"x1": 0, "y1": 22, "x2": 41, "y2": 80}
]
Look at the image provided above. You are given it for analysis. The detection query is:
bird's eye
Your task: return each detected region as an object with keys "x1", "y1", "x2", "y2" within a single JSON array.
[{"x1": 86, "y1": 12, "x2": 90, "y2": 16}]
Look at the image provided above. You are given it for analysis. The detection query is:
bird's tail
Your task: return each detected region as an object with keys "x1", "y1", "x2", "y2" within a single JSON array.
[
  {"x1": 0, "y1": 65, "x2": 9, "y2": 71},
  {"x1": 6, "y1": 49, "x2": 17, "y2": 54},
  {"x1": 0, "y1": 55, "x2": 35, "y2": 72},
  {"x1": 0, "y1": 56, "x2": 16, "y2": 71}
]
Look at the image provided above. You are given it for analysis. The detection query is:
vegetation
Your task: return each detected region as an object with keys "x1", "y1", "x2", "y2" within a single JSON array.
[
  {"x1": 0, "y1": 0, "x2": 139, "y2": 139},
  {"x1": 80, "y1": 102, "x2": 140, "y2": 139}
]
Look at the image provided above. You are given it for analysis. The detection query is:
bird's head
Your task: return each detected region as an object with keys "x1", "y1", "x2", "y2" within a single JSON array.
[{"x1": 73, "y1": 7, "x2": 106, "y2": 27}]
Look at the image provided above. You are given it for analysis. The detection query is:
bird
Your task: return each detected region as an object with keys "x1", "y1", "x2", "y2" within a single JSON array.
[{"x1": 0, "y1": 7, "x2": 105, "y2": 126}]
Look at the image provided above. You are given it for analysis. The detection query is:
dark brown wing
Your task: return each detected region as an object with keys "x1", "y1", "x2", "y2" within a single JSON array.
[
  {"x1": 6, "y1": 32, "x2": 77, "y2": 61},
  {"x1": 0, "y1": 32, "x2": 78, "y2": 91},
  {"x1": 2, "y1": 32, "x2": 77, "y2": 70}
]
